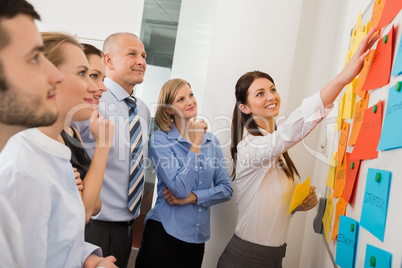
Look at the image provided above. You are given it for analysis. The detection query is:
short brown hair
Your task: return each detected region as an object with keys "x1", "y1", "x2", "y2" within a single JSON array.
[
  {"x1": 41, "y1": 32, "x2": 82, "y2": 67},
  {"x1": 0, "y1": 0, "x2": 41, "y2": 92},
  {"x1": 81, "y1": 43, "x2": 103, "y2": 59},
  {"x1": 0, "y1": 0, "x2": 40, "y2": 51},
  {"x1": 155, "y1": 78, "x2": 191, "y2": 132}
]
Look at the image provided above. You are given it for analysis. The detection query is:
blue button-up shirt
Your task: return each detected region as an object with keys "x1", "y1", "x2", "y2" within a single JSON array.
[{"x1": 146, "y1": 126, "x2": 233, "y2": 243}]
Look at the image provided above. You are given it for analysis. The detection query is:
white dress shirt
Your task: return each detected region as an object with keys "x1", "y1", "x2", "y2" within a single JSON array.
[
  {"x1": 235, "y1": 91, "x2": 332, "y2": 247},
  {"x1": 0, "y1": 195, "x2": 25, "y2": 268},
  {"x1": 0, "y1": 128, "x2": 101, "y2": 267},
  {"x1": 72, "y1": 77, "x2": 151, "y2": 221}
]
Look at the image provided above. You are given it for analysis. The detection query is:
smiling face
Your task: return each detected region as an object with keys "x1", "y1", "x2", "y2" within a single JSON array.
[
  {"x1": 240, "y1": 77, "x2": 281, "y2": 129},
  {"x1": 167, "y1": 84, "x2": 197, "y2": 122},
  {"x1": 56, "y1": 43, "x2": 97, "y2": 122},
  {"x1": 87, "y1": 54, "x2": 106, "y2": 105},
  {"x1": 0, "y1": 14, "x2": 63, "y2": 127},
  {"x1": 105, "y1": 34, "x2": 146, "y2": 93}
]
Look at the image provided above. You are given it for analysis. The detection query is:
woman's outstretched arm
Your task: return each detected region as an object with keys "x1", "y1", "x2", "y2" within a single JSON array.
[{"x1": 320, "y1": 27, "x2": 379, "y2": 106}]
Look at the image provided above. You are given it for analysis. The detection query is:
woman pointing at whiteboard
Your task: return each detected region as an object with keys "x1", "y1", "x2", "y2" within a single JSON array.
[{"x1": 218, "y1": 27, "x2": 378, "y2": 268}]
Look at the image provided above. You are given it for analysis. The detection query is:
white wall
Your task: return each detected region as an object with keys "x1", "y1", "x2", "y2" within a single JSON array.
[
  {"x1": 170, "y1": 0, "x2": 218, "y2": 115},
  {"x1": 135, "y1": 64, "x2": 171, "y2": 117},
  {"x1": 287, "y1": 1, "x2": 345, "y2": 267},
  {"x1": 200, "y1": 0, "x2": 371, "y2": 267},
  {"x1": 30, "y1": 0, "x2": 144, "y2": 48},
  {"x1": 200, "y1": 1, "x2": 306, "y2": 267},
  {"x1": 299, "y1": 0, "x2": 373, "y2": 268}
]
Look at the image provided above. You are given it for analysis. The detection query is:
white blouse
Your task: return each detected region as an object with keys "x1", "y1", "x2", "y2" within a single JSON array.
[{"x1": 234, "y1": 91, "x2": 332, "y2": 247}]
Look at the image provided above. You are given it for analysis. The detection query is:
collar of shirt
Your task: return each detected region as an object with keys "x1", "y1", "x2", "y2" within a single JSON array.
[
  {"x1": 20, "y1": 128, "x2": 71, "y2": 160},
  {"x1": 167, "y1": 124, "x2": 213, "y2": 145},
  {"x1": 104, "y1": 77, "x2": 137, "y2": 102}
]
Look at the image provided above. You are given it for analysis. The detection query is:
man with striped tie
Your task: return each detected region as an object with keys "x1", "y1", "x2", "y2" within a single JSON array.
[{"x1": 73, "y1": 32, "x2": 150, "y2": 268}]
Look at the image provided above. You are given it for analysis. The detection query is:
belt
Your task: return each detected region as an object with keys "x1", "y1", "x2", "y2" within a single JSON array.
[{"x1": 93, "y1": 219, "x2": 135, "y2": 227}]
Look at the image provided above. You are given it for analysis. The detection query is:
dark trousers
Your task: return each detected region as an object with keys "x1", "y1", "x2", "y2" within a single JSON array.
[
  {"x1": 86, "y1": 219, "x2": 134, "y2": 268},
  {"x1": 218, "y1": 234, "x2": 287, "y2": 268},
  {"x1": 135, "y1": 219, "x2": 205, "y2": 268}
]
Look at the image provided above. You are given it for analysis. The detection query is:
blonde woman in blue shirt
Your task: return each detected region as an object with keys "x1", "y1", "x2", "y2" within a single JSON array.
[{"x1": 136, "y1": 78, "x2": 233, "y2": 267}]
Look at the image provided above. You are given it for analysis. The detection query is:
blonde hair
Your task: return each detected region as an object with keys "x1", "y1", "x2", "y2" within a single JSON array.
[
  {"x1": 41, "y1": 32, "x2": 82, "y2": 67},
  {"x1": 155, "y1": 78, "x2": 191, "y2": 132}
]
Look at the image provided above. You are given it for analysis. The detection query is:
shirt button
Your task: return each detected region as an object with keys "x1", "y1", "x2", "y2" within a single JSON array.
[
  {"x1": 199, "y1": 209, "x2": 201, "y2": 212},
  {"x1": 195, "y1": 166, "x2": 197, "y2": 168},
  {"x1": 199, "y1": 181, "x2": 202, "y2": 184},
  {"x1": 200, "y1": 166, "x2": 203, "y2": 169},
  {"x1": 197, "y1": 224, "x2": 200, "y2": 226}
]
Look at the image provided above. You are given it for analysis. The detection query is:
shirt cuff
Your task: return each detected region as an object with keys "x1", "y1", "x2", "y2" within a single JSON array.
[
  {"x1": 302, "y1": 91, "x2": 333, "y2": 123},
  {"x1": 192, "y1": 190, "x2": 209, "y2": 207},
  {"x1": 82, "y1": 242, "x2": 102, "y2": 265}
]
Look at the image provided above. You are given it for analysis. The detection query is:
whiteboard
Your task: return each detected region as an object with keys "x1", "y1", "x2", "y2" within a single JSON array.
[{"x1": 320, "y1": 2, "x2": 402, "y2": 268}]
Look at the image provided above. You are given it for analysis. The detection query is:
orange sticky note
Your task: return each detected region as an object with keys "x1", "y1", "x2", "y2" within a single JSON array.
[
  {"x1": 350, "y1": 100, "x2": 383, "y2": 160},
  {"x1": 361, "y1": 26, "x2": 394, "y2": 91},
  {"x1": 354, "y1": 49, "x2": 375, "y2": 99},
  {"x1": 331, "y1": 197, "x2": 347, "y2": 242},
  {"x1": 322, "y1": 190, "x2": 334, "y2": 242},
  {"x1": 377, "y1": 0, "x2": 402, "y2": 30},
  {"x1": 337, "y1": 122, "x2": 350, "y2": 164},
  {"x1": 348, "y1": 93, "x2": 370, "y2": 146},
  {"x1": 370, "y1": 0, "x2": 386, "y2": 30},
  {"x1": 335, "y1": 94, "x2": 345, "y2": 131},
  {"x1": 343, "y1": 154, "x2": 361, "y2": 204},
  {"x1": 326, "y1": 152, "x2": 338, "y2": 189},
  {"x1": 333, "y1": 153, "x2": 347, "y2": 198}
]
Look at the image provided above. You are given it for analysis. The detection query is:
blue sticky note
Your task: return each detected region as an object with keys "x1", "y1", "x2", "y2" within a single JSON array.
[
  {"x1": 335, "y1": 215, "x2": 359, "y2": 268},
  {"x1": 360, "y1": 168, "x2": 392, "y2": 242},
  {"x1": 364, "y1": 244, "x2": 392, "y2": 268},
  {"x1": 378, "y1": 83, "x2": 402, "y2": 151},
  {"x1": 391, "y1": 32, "x2": 402, "y2": 77}
]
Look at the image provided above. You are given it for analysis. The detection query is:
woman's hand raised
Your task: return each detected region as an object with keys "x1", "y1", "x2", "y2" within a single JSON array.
[
  {"x1": 187, "y1": 117, "x2": 207, "y2": 154},
  {"x1": 320, "y1": 27, "x2": 379, "y2": 107},
  {"x1": 336, "y1": 27, "x2": 380, "y2": 86},
  {"x1": 89, "y1": 104, "x2": 115, "y2": 148}
]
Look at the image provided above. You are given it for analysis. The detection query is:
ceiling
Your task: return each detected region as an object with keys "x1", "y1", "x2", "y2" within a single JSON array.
[{"x1": 140, "y1": 0, "x2": 182, "y2": 68}]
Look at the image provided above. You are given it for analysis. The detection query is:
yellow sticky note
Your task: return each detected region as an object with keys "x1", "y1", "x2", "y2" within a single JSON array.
[
  {"x1": 287, "y1": 176, "x2": 311, "y2": 215},
  {"x1": 344, "y1": 50, "x2": 353, "y2": 67},
  {"x1": 326, "y1": 152, "x2": 338, "y2": 189},
  {"x1": 342, "y1": 79, "x2": 357, "y2": 119},
  {"x1": 335, "y1": 93, "x2": 345, "y2": 131},
  {"x1": 349, "y1": 11, "x2": 366, "y2": 55},
  {"x1": 322, "y1": 190, "x2": 334, "y2": 242},
  {"x1": 363, "y1": 21, "x2": 370, "y2": 35}
]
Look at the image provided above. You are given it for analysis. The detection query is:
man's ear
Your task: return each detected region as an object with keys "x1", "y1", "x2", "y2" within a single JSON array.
[
  {"x1": 104, "y1": 53, "x2": 113, "y2": 70},
  {"x1": 238, "y1": 104, "x2": 251, "y2": 115}
]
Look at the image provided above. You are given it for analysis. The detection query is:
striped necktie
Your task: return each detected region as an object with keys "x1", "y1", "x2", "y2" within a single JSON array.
[{"x1": 125, "y1": 96, "x2": 144, "y2": 216}]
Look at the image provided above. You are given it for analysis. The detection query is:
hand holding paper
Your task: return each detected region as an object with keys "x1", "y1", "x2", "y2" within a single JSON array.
[{"x1": 288, "y1": 176, "x2": 317, "y2": 215}]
